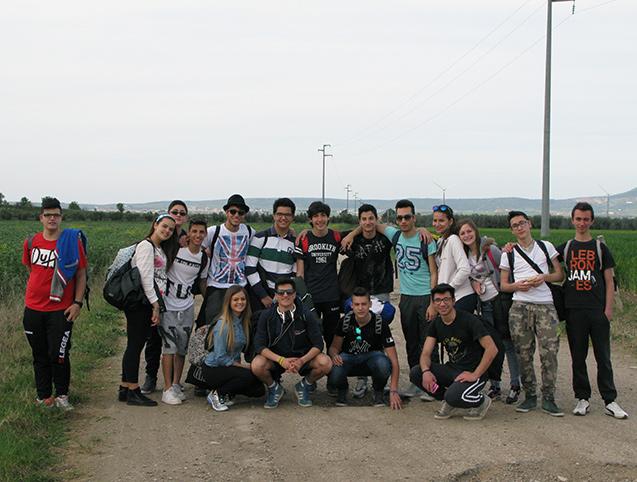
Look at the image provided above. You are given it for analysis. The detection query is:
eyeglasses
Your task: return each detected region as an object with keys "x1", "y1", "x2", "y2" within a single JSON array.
[
  {"x1": 355, "y1": 327, "x2": 362, "y2": 341},
  {"x1": 432, "y1": 297, "x2": 453, "y2": 305},
  {"x1": 510, "y1": 220, "x2": 530, "y2": 230},
  {"x1": 275, "y1": 289, "x2": 296, "y2": 295},
  {"x1": 396, "y1": 214, "x2": 414, "y2": 221},
  {"x1": 275, "y1": 212, "x2": 294, "y2": 218},
  {"x1": 169, "y1": 210, "x2": 187, "y2": 216},
  {"x1": 42, "y1": 213, "x2": 62, "y2": 218},
  {"x1": 433, "y1": 205, "x2": 450, "y2": 212},
  {"x1": 227, "y1": 209, "x2": 246, "y2": 216}
]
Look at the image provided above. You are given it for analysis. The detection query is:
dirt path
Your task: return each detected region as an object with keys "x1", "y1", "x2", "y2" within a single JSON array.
[{"x1": 63, "y1": 295, "x2": 637, "y2": 482}]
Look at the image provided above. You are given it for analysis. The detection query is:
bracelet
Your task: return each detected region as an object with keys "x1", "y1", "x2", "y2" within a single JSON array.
[
  {"x1": 422, "y1": 369, "x2": 431, "y2": 373},
  {"x1": 278, "y1": 356, "x2": 285, "y2": 366},
  {"x1": 152, "y1": 307, "x2": 160, "y2": 312},
  {"x1": 390, "y1": 390, "x2": 398, "y2": 394}
]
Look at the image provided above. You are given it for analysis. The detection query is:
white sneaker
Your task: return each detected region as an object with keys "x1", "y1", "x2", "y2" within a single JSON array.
[
  {"x1": 399, "y1": 384, "x2": 423, "y2": 398},
  {"x1": 162, "y1": 388, "x2": 183, "y2": 405},
  {"x1": 54, "y1": 395, "x2": 74, "y2": 411},
  {"x1": 420, "y1": 391, "x2": 435, "y2": 402},
  {"x1": 352, "y1": 378, "x2": 368, "y2": 399},
  {"x1": 223, "y1": 394, "x2": 235, "y2": 407},
  {"x1": 605, "y1": 401, "x2": 628, "y2": 420},
  {"x1": 434, "y1": 401, "x2": 454, "y2": 420},
  {"x1": 207, "y1": 391, "x2": 228, "y2": 412},
  {"x1": 572, "y1": 399, "x2": 590, "y2": 416},
  {"x1": 171, "y1": 385, "x2": 186, "y2": 401},
  {"x1": 174, "y1": 383, "x2": 185, "y2": 392}
]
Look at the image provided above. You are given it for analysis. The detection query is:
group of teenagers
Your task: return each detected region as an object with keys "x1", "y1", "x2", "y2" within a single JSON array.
[{"x1": 23, "y1": 194, "x2": 628, "y2": 421}]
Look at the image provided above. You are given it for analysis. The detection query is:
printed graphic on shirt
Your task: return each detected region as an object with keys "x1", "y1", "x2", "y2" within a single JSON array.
[
  {"x1": 308, "y1": 242, "x2": 337, "y2": 264},
  {"x1": 215, "y1": 234, "x2": 250, "y2": 284},
  {"x1": 396, "y1": 245, "x2": 422, "y2": 272},
  {"x1": 566, "y1": 248, "x2": 598, "y2": 291},
  {"x1": 30, "y1": 247, "x2": 57, "y2": 269}
]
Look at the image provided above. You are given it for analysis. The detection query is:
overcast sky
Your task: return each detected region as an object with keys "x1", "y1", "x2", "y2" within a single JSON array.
[{"x1": 1, "y1": 0, "x2": 635, "y2": 205}]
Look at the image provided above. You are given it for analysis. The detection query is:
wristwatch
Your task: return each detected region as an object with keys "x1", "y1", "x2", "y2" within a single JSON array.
[{"x1": 73, "y1": 300, "x2": 83, "y2": 308}]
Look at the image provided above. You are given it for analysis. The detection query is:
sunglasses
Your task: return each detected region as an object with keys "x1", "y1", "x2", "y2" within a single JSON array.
[
  {"x1": 433, "y1": 205, "x2": 450, "y2": 212},
  {"x1": 396, "y1": 214, "x2": 414, "y2": 221},
  {"x1": 41, "y1": 213, "x2": 62, "y2": 218},
  {"x1": 275, "y1": 289, "x2": 296, "y2": 295},
  {"x1": 355, "y1": 327, "x2": 362, "y2": 341},
  {"x1": 169, "y1": 210, "x2": 187, "y2": 216},
  {"x1": 227, "y1": 209, "x2": 246, "y2": 216}
]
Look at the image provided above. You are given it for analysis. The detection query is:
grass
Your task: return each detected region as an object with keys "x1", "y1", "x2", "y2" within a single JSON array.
[{"x1": 0, "y1": 292, "x2": 125, "y2": 482}]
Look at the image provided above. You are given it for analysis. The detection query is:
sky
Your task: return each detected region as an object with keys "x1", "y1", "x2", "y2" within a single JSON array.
[{"x1": 1, "y1": 0, "x2": 635, "y2": 205}]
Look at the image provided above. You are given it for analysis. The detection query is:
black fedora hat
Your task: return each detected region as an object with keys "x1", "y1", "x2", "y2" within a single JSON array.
[{"x1": 223, "y1": 194, "x2": 250, "y2": 213}]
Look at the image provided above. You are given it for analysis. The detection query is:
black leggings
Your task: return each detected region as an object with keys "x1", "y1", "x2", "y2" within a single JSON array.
[
  {"x1": 122, "y1": 305, "x2": 153, "y2": 384},
  {"x1": 201, "y1": 365, "x2": 265, "y2": 398}
]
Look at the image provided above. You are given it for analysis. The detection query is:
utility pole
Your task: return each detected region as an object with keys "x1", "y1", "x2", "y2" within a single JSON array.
[
  {"x1": 344, "y1": 184, "x2": 352, "y2": 213},
  {"x1": 318, "y1": 144, "x2": 332, "y2": 203},
  {"x1": 541, "y1": 0, "x2": 571, "y2": 237},
  {"x1": 354, "y1": 193, "x2": 359, "y2": 210}
]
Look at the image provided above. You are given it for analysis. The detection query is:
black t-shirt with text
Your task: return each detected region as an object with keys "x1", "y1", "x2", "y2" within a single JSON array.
[
  {"x1": 343, "y1": 230, "x2": 394, "y2": 295},
  {"x1": 557, "y1": 239, "x2": 615, "y2": 310},
  {"x1": 294, "y1": 229, "x2": 341, "y2": 303},
  {"x1": 427, "y1": 310, "x2": 489, "y2": 372}
]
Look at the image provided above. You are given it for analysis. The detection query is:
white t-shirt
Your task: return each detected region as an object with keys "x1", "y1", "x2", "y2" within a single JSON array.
[
  {"x1": 164, "y1": 247, "x2": 209, "y2": 311},
  {"x1": 203, "y1": 224, "x2": 253, "y2": 288},
  {"x1": 500, "y1": 240, "x2": 557, "y2": 304}
]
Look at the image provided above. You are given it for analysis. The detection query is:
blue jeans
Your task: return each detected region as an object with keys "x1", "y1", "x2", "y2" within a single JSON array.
[
  {"x1": 482, "y1": 299, "x2": 520, "y2": 389},
  {"x1": 328, "y1": 351, "x2": 392, "y2": 392}
]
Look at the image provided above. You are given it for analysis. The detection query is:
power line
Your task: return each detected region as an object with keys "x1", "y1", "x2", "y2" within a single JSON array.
[{"x1": 334, "y1": 0, "x2": 539, "y2": 147}]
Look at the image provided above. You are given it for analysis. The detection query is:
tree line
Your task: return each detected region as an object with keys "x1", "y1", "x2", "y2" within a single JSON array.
[{"x1": 1, "y1": 195, "x2": 636, "y2": 230}]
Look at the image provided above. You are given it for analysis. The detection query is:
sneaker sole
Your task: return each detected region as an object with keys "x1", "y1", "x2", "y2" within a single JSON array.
[
  {"x1": 352, "y1": 390, "x2": 366, "y2": 399},
  {"x1": 434, "y1": 413, "x2": 452, "y2": 420},
  {"x1": 335, "y1": 402, "x2": 349, "y2": 407},
  {"x1": 573, "y1": 407, "x2": 590, "y2": 416},
  {"x1": 605, "y1": 409, "x2": 628, "y2": 420},
  {"x1": 515, "y1": 405, "x2": 537, "y2": 413},
  {"x1": 542, "y1": 409, "x2": 565, "y2": 417}
]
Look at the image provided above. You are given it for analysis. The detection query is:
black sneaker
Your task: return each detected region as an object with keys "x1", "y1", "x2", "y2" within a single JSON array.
[
  {"x1": 505, "y1": 386, "x2": 521, "y2": 405},
  {"x1": 516, "y1": 394, "x2": 537, "y2": 413},
  {"x1": 487, "y1": 386, "x2": 502, "y2": 401},
  {"x1": 541, "y1": 396, "x2": 564, "y2": 417},
  {"x1": 373, "y1": 390, "x2": 386, "y2": 407},
  {"x1": 194, "y1": 386, "x2": 207, "y2": 397},
  {"x1": 140, "y1": 375, "x2": 157, "y2": 395},
  {"x1": 335, "y1": 389, "x2": 348, "y2": 407}
]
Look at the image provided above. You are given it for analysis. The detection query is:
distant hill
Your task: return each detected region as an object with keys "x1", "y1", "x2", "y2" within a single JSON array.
[{"x1": 81, "y1": 188, "x2": 637, "y2": 217}]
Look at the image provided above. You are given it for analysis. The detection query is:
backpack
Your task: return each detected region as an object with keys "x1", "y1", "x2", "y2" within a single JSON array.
[
  {"x1": 341, "y1": 310, "x2": 384, "y2": 335},
  {"x1": 103, "y1": 239, "x2": 164, "y2": 311},
  {"x1": 188, "y1": 323, "x2": 215, "y2": 366},
  {"x1": 390, "y1": 230, "x2": 431, "y2": 278}
]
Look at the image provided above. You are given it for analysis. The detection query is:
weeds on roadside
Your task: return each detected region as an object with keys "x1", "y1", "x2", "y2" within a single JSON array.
[{"x1": 0, "y1": 292, "x2": 125, "y2": 482}]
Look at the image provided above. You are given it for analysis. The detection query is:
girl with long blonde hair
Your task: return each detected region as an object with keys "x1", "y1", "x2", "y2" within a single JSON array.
[{"x1": 202, "y1": 285, "x2": 264, "y2": 411}]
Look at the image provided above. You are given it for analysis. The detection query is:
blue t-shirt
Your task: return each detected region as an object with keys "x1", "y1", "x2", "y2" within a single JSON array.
[{"x1": 384, "y1": 226, "x2": 437, "y2": 296}]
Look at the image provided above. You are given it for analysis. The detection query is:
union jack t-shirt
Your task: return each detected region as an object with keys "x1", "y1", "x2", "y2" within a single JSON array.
[{"x1": 203, "y1": 224, "x2": 253, "y2": 289}]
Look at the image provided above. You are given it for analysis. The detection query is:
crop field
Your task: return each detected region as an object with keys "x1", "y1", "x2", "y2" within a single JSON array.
[{"x1": 1, "y1": 220, "x2": 635, "y2": 301}]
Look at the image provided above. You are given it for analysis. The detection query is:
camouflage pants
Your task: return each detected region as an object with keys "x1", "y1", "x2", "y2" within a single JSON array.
[{"x1": 508, "y1": 302, "x2": 560, "y2": 397}]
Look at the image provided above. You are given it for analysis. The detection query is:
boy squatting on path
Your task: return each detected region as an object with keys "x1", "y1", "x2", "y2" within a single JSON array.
[
  {"x1": 557, "y1": 202, "x2": 628, "y2": 420},
  {"x1": 409, "y1": 283, "x2": 498, "y2": 421},
  {"x1": 23, "y1": 197, "x2": 87, "y2": 411}
]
